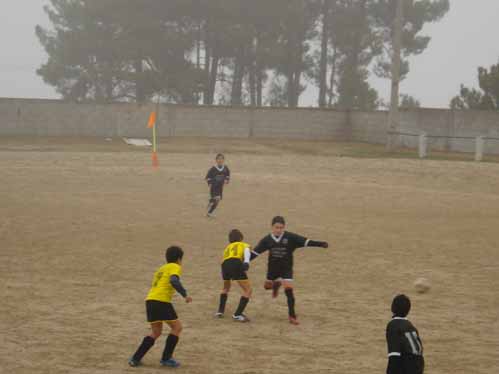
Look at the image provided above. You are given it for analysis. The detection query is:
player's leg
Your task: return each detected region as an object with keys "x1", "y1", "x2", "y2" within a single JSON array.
[
  {"x1": 207, "y1": 185, "x2": 221, "y2": 216},
  {"x1": 160, "y1": 319, "x2": 183, "y2": 367},
  {"x1": 264, "y1": 279, "x2": 282, "y2": 298},
  {"x1": 264, "y1": 266, "x2": 281, "y2": 298},
  {"x1": 129, "y1": 322, "x2": 163, "y2": 367},
  {"x1": 272, "y1": 279, "x2": 282, "y2": 298},
  {"x1": 282, "y1": 279, "x2": 299, "y2": 325},
  {"x1": 207, "y1": 195, "x2": 221, "y2": 216},
  {"x1": 215, "y1": 280, "x2": 231, "y2": 317},
  {"x1": 233, "y1": 280, "x2": 252, "y2": 322}
]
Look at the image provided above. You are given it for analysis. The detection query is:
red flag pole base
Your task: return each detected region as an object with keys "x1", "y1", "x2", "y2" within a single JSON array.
[{"x1": 152, "y1": 152, "x2": 159, "y2": 168}]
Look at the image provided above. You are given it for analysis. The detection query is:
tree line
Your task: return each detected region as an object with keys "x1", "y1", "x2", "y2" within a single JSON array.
[
  {"x1": 36, "y1": 0, "x2": 449, "y2": 109},
  {"x1": 451, "y1": 61, "x2": 499, "y2": 111}
]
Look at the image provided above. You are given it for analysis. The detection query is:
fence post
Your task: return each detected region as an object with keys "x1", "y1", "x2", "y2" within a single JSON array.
[
  {"x1": 419, "y1": 133, "x2": 428, "y2": 159},
  {"x1": 475, "y1": 136, "x2": 484, "y2": 162}
]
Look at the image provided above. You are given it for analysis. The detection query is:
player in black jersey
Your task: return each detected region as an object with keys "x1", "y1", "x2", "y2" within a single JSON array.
[
  {"x1": 250, "y1": 216, "x2": 328, "y2": 325},
  {"x1": 386, "y1": 295, "x2": 425, "y2": 374},
  {"x1": 205, "y1": 154, "x2": 230, "y2": 217}
]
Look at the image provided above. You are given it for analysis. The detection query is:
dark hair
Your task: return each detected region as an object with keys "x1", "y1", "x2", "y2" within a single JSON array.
[
  {"x1": 271, "y1": 216, "x2": 286, "y2": 226},
  {"x1": 216, "y1": 153, "x2": 225, "y2": 160},
  {"x1": 165, "y1": 246, "x2": 184, "y2": 263},
  {"x1": 391, "y1": 294, "x2": 411, "y2": 318},
  {"x1": 228, "y1": 229, "x2": 244, "y2": 243}
]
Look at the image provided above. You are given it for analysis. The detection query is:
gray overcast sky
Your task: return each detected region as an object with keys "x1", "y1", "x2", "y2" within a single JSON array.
[{"x1": 1, "y1": 0, "x2": 498, "y2": 108}]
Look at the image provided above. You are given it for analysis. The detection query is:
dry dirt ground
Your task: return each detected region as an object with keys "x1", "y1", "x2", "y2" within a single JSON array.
[{"x1": 1, "y1": 137, "x2": 498, "y2": 374}]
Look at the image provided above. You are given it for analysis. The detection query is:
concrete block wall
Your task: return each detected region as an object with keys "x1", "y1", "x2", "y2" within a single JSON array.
[
  {"x1": 0, "y1": 98, "x2": 349, "y2": 141},
  {"x1": 1, "y1": 97, "x2": 499, "y2": 154},
  {"x1": 0, "y1": 98, "x2": 152, "y2": 137},
  {"x1": 350, "y1": 111, "x2": 388, "y2": 144},
  {"x1": 351, "y1": 108, "x2": 499, "y2": 154},
  {"x1": 252, "y1": 108, "x2": 348, "y2": 139}
]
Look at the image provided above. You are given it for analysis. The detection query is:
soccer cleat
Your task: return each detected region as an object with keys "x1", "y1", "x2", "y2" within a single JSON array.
[
  {"x1": 288, "y1": 316, "x2": 300, "y2": 325},
  {"x1": 160, "y1": 358, "x2": 181, "y2": 368},
  {"x1": 214, "y1": 312, "x2": 224, "y2": 318},
  {"x1": 128, "y1": 358, "x2": 141, "y2": 367},
  {"x1": 272, "y1": 281, "x2": 282, "y2": 298},
  {"x1": 206, "y1": 212, "x2": 215, "y2": 218},
  {"x1": 232, "y1": 314, "x2": 250, "y2": 323}
]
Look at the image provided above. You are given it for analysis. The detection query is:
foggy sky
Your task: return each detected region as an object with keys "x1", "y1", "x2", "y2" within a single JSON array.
[{"x1": 1, "y1": 0, "x2": 498, "y2": 109}]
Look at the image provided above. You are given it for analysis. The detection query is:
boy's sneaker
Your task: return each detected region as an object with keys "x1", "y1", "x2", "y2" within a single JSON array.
[
  {"x1": 160, "y1": 358, "x2": 181, "y2": 368},
  {"x1": 288, "y1": 316, "x2": 300, "y2": 325},
  {"x1": 128, "y1": 358, "x2": 141, "y2": 367},
  {"x1": 206, "y1": 212, "x2": 215, "y2": 218},
  {"x1": 214, "y1": 312, "x2": 224, "y2": 318},
  {"x1": 232, "y1": 314, "x2": 250, "y2": 323}
]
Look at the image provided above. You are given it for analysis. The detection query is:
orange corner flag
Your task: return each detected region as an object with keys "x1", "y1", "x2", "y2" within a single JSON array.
[{"x1": 147, "y1": 111, "x2": 156, "y2": 128}]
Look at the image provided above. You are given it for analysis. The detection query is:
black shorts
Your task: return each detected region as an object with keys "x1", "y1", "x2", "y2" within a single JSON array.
[
  {"x1": 146, "y1": 300, "x2": 178, "y2": 323},
  {"x1": 266, "y1": 263, "x2": 293, "y2": 281},
  {"x1": 210, "y1": 184, "x2": 224, "y2": 199},
  {"x1": 221, "y1": 258, "x2": 248, "y2": 281}
]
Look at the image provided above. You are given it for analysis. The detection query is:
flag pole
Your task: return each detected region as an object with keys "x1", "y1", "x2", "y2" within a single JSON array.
[
  {"x1": 148, "y1": 93, "x2": 160, "y2": 168},
  {"x1": 152, "y1": 120, "x2": 158, "y2": 167}
]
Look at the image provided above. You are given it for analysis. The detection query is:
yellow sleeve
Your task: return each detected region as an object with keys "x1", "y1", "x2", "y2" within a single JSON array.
[{"x1": 169, "y1": 263, "x2": 182, "y2": 277}]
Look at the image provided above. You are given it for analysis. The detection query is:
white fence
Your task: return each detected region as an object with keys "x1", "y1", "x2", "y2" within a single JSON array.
[{"x1": 389, "y1": 131, "x2": 499, "y2": 161}]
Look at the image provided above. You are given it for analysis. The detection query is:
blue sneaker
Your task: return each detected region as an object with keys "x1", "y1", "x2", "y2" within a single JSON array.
[
  {"x1": 128, "y1": 358, "x2": 141, "y2": 367},
  {"x1": 160, "y1": 358, "x2": 181, "y2": 368}
]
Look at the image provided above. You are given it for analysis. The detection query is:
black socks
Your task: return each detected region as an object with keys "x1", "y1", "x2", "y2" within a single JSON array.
[
  {"x1": 285, "y1": 288, "x2": 296, "y2": 318},
  {"x1": 208, "y1": 198, "x2": 219, "y2": 214},
  {"x1": 132, "y1": 334, "x2": 180, "y2": 363},
  {"x1": 132, "y1": 336, "x2": 155, "y2": 362},
  {"x1": 234, "y1": 296, "x2": 250, "y2": 316},
  {"x1": 162, "y1": 334, "x2": 179, "y2": 361},
  {"x1": 218, "y1": 293, "x2": 228, "y2": 314}
]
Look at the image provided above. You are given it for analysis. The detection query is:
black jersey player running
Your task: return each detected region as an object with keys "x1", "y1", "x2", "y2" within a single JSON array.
[
  {"x1": 250, "y1": 216, "x2": 328, "y2": 325},
  {"x1": 386, "y1": 294, "x2": 425, "y2": 374},
  {"x1": 205, "y1": 153, "x2": 230, "y2": 217}
]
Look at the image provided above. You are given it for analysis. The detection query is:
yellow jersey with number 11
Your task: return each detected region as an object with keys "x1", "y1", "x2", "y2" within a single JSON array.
[{"x1": 222, "y1": 241, "x2": 250, "y2": 263}]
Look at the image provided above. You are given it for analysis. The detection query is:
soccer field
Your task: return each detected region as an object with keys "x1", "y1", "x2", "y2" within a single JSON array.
[{"x1": 1, "y1": 137, "x2": 498, "y2": 374}]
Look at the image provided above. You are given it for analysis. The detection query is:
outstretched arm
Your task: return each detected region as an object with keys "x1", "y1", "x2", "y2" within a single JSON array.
[
  {"x1": 305, "y1": 239, "x2": 329, "y2": 248},
  {"x1": 250, "y1": 238, "x2": 268, "y2": 261},
  {"x1": 289, "y1": 232, "x2": 328, "y2": 249}
]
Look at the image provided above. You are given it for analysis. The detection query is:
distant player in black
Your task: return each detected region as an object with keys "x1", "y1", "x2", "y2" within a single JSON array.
[
  {"x1": 205, "y1": 154, "x2": 230, "y2": 217},
  {"x1": 250, "y1": 216, "x2": 329, "y2": 325},
  {"x1": 386, "y1": 294, "x2": 425, "y2": 374}
]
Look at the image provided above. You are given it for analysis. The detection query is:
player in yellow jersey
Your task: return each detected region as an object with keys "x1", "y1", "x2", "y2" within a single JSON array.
[
  {"x1": 128, "y1": 246, "x2": 192, "y2": 368},
  {"x1": 214, "y1": 229, "x2": 252, "y2": 322}
]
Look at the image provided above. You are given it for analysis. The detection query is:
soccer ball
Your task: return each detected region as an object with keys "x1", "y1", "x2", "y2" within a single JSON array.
[{"x1": 414, "y1": 278, "x2": 430, "y2": 294}]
